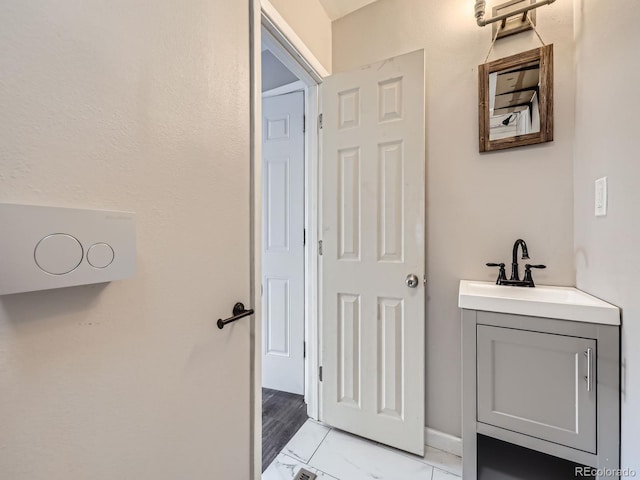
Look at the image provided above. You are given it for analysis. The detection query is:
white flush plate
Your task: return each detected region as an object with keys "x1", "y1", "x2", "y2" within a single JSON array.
[{"x1": 0, "y1": 203, "x2": 136, "y2": 295}]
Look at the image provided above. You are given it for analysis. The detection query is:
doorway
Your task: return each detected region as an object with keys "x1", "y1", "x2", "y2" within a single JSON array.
[
  {"x1": 259, "y1": 25, "x2": 321, "y2": 472},
  {"x1": 251, "y1": 3, "x2": 427, "y2": 479}
]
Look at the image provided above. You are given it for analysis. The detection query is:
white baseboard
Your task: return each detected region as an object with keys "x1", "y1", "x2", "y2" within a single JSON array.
[{"x1": 425, "y1": 427, "x2": 462, "y2": 457}]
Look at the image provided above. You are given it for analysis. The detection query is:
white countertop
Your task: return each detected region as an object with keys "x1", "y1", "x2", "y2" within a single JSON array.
[{"x1": 459, "y1": 280, "x2": 620, "y2": 325}]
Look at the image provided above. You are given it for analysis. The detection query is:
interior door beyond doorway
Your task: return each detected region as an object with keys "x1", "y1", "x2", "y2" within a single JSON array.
[
  {"x1": 321, "y1": 50, "x2": 426, "y2": 455},
  {"x1": 262, "y1": 91, "x2": 305, "y2": 395}
]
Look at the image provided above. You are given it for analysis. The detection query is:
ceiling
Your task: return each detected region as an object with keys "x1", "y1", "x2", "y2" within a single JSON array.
[
  {"x1": 318, "y1": 0, "x2": 379, "y2": 20},
  {"x1": 262, "y1": 50, "x2": 299, "y2": 92}
]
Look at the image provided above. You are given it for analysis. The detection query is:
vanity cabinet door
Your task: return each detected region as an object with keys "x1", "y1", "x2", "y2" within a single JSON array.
[{"x1": 476, "y1": 325, "x2": 596, "y2": 453}]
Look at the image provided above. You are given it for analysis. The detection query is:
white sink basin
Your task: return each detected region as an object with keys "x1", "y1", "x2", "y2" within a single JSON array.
[{"x1": 459, "y1": 280, "x2": 620, "y2": 325}]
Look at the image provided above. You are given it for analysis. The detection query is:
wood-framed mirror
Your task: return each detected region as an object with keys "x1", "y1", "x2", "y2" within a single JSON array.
[{"x1": 479, "y1": 44, "x2": 553, "y2": 152}]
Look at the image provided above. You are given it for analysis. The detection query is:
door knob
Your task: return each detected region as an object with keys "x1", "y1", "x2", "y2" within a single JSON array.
[{"x1": 405, "y1": 274, "x2": 419, "y2": 288}]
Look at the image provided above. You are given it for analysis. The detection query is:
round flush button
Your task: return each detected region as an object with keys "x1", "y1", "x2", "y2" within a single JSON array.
[
  {"x1": 34, "y1": 234, "x2": 84, "y2": 275},
  {"x1": 87, "y1": 243, "x2": 114, "y2": 269}
]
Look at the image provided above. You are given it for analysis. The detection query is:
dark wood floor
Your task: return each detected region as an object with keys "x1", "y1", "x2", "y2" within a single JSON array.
[{"x1": 262, "y1": 388, "x2": 308, "y2": 472}]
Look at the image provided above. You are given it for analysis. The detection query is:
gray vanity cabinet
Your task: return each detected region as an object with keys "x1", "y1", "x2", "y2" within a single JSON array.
[
  {"x1": 462, "y1": 309, "x2": 620, "y2": 480},
  {"x1": 476, "y1": 325, "x2": 596, "y2": 453}
]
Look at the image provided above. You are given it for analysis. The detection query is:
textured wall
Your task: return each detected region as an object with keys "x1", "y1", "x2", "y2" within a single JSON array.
[
  {"x1": 332, "y1": 0, "x2": 576, "y2": 437},
  {"x1": 0, "y1": 1, "x2": 252, "y2": 479},
  {"x1": 573, "y1": 0, "x2": 640, "y2": 472}
]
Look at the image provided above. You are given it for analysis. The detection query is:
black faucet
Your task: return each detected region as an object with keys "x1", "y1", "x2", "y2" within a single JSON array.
[
  {"x1": 486, "y1": 239, "x2": 546, "y2": 287},
  {"x1": 510, "y1": 238, "x2": 529, "y2": 282}
]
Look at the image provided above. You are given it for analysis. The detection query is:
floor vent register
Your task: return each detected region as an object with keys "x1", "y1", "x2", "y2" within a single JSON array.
[{"x1": 293, "y1": 468, "x2": 317, "y2": 480}]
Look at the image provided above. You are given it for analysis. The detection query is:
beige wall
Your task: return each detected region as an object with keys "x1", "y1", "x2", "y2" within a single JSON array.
[
  {"x1": 268, "y1": 0, "x2": 332, "y2": 72},
  {"x1": 0, "y1": 1, "x2": 252, "y2": 479},
  {"x1": 573, "y1": 0, "x2": 640, "y2": 472},
  {"x1": 333, "y1": 0, "x2": 576, "y2": 437}
]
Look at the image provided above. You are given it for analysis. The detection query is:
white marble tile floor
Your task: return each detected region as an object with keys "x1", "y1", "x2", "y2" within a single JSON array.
[
  {"x1": 263, "y1": 419, "x2": 462, "y2": 480},
  {"x1": 282, "y1": 419, "x2": 331, "y2": 463}
]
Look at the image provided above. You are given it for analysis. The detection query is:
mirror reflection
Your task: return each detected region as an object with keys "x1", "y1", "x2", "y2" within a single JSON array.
[
  {"x1": 489, "y1": 60, "x2": 541, "y2": 140},
  {"x1": 478, "y1": 44, "x2": 552, "y2": 152}
]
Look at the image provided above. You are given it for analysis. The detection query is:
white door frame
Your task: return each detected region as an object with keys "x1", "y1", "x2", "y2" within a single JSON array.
[
  {"x1": 260, "y1": 7, "x2": 323, "y2": 417},
  {"x1": 262, "y1": 80, "x2": 306, "y2": 98},
  {"x1": 250, "y1": 1, "x2": 327, "y2": 477}
]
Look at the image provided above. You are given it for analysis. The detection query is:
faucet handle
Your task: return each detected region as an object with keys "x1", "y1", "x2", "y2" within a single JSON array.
[
  {"x1": 486, "y1": 262, "x2": 507, "y2": 285},
  {"x1": 523, "y1": 264, "x2": 546, "y2": 287}
]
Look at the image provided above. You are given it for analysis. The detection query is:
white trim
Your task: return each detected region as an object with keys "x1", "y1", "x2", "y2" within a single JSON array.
[
  {"x1": 303, "y1": 82, "x2": 320, "y2": 422},
  {"x1": 262, "y1": 80, "x2": 305, "y2": 98},
  {"x1": 249, "y1": 2, "x2": 262, "y2": 479},
  {"x1": 260, "y1": 0, "x2": 330, "y2": 80},
  {"x1": 425, "y1": 427, "x2": 463, "y2": 458},
  {"x1": 315, "y1": 83, "x2": 324, "y2": 423},
  {"x1": 250, "y1": 1, "x2": 263, "y2": 479}
]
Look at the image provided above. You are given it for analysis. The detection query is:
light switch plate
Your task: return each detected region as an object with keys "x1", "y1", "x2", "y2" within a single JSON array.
[{"x1": 595, "y1": 177, "x2": 608, "y2": 217}]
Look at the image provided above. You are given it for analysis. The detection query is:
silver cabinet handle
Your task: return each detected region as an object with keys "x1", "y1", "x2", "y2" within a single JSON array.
[{"x1": 584, "y1": 348, "x2": 593, "y2": 392}]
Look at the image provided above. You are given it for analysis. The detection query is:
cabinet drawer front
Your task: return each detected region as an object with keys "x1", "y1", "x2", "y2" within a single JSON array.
[{"x1": 477, "y1": 325, "x2": 596, "y2": 453}]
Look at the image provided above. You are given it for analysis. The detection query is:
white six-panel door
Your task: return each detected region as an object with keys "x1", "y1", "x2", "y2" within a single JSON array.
[
  {"x1": 321, "y1": 50, "x2": 426, "y2": 455},
  {"x1": 262, "y1": 91, "x2": 306, "y2": 395}
]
